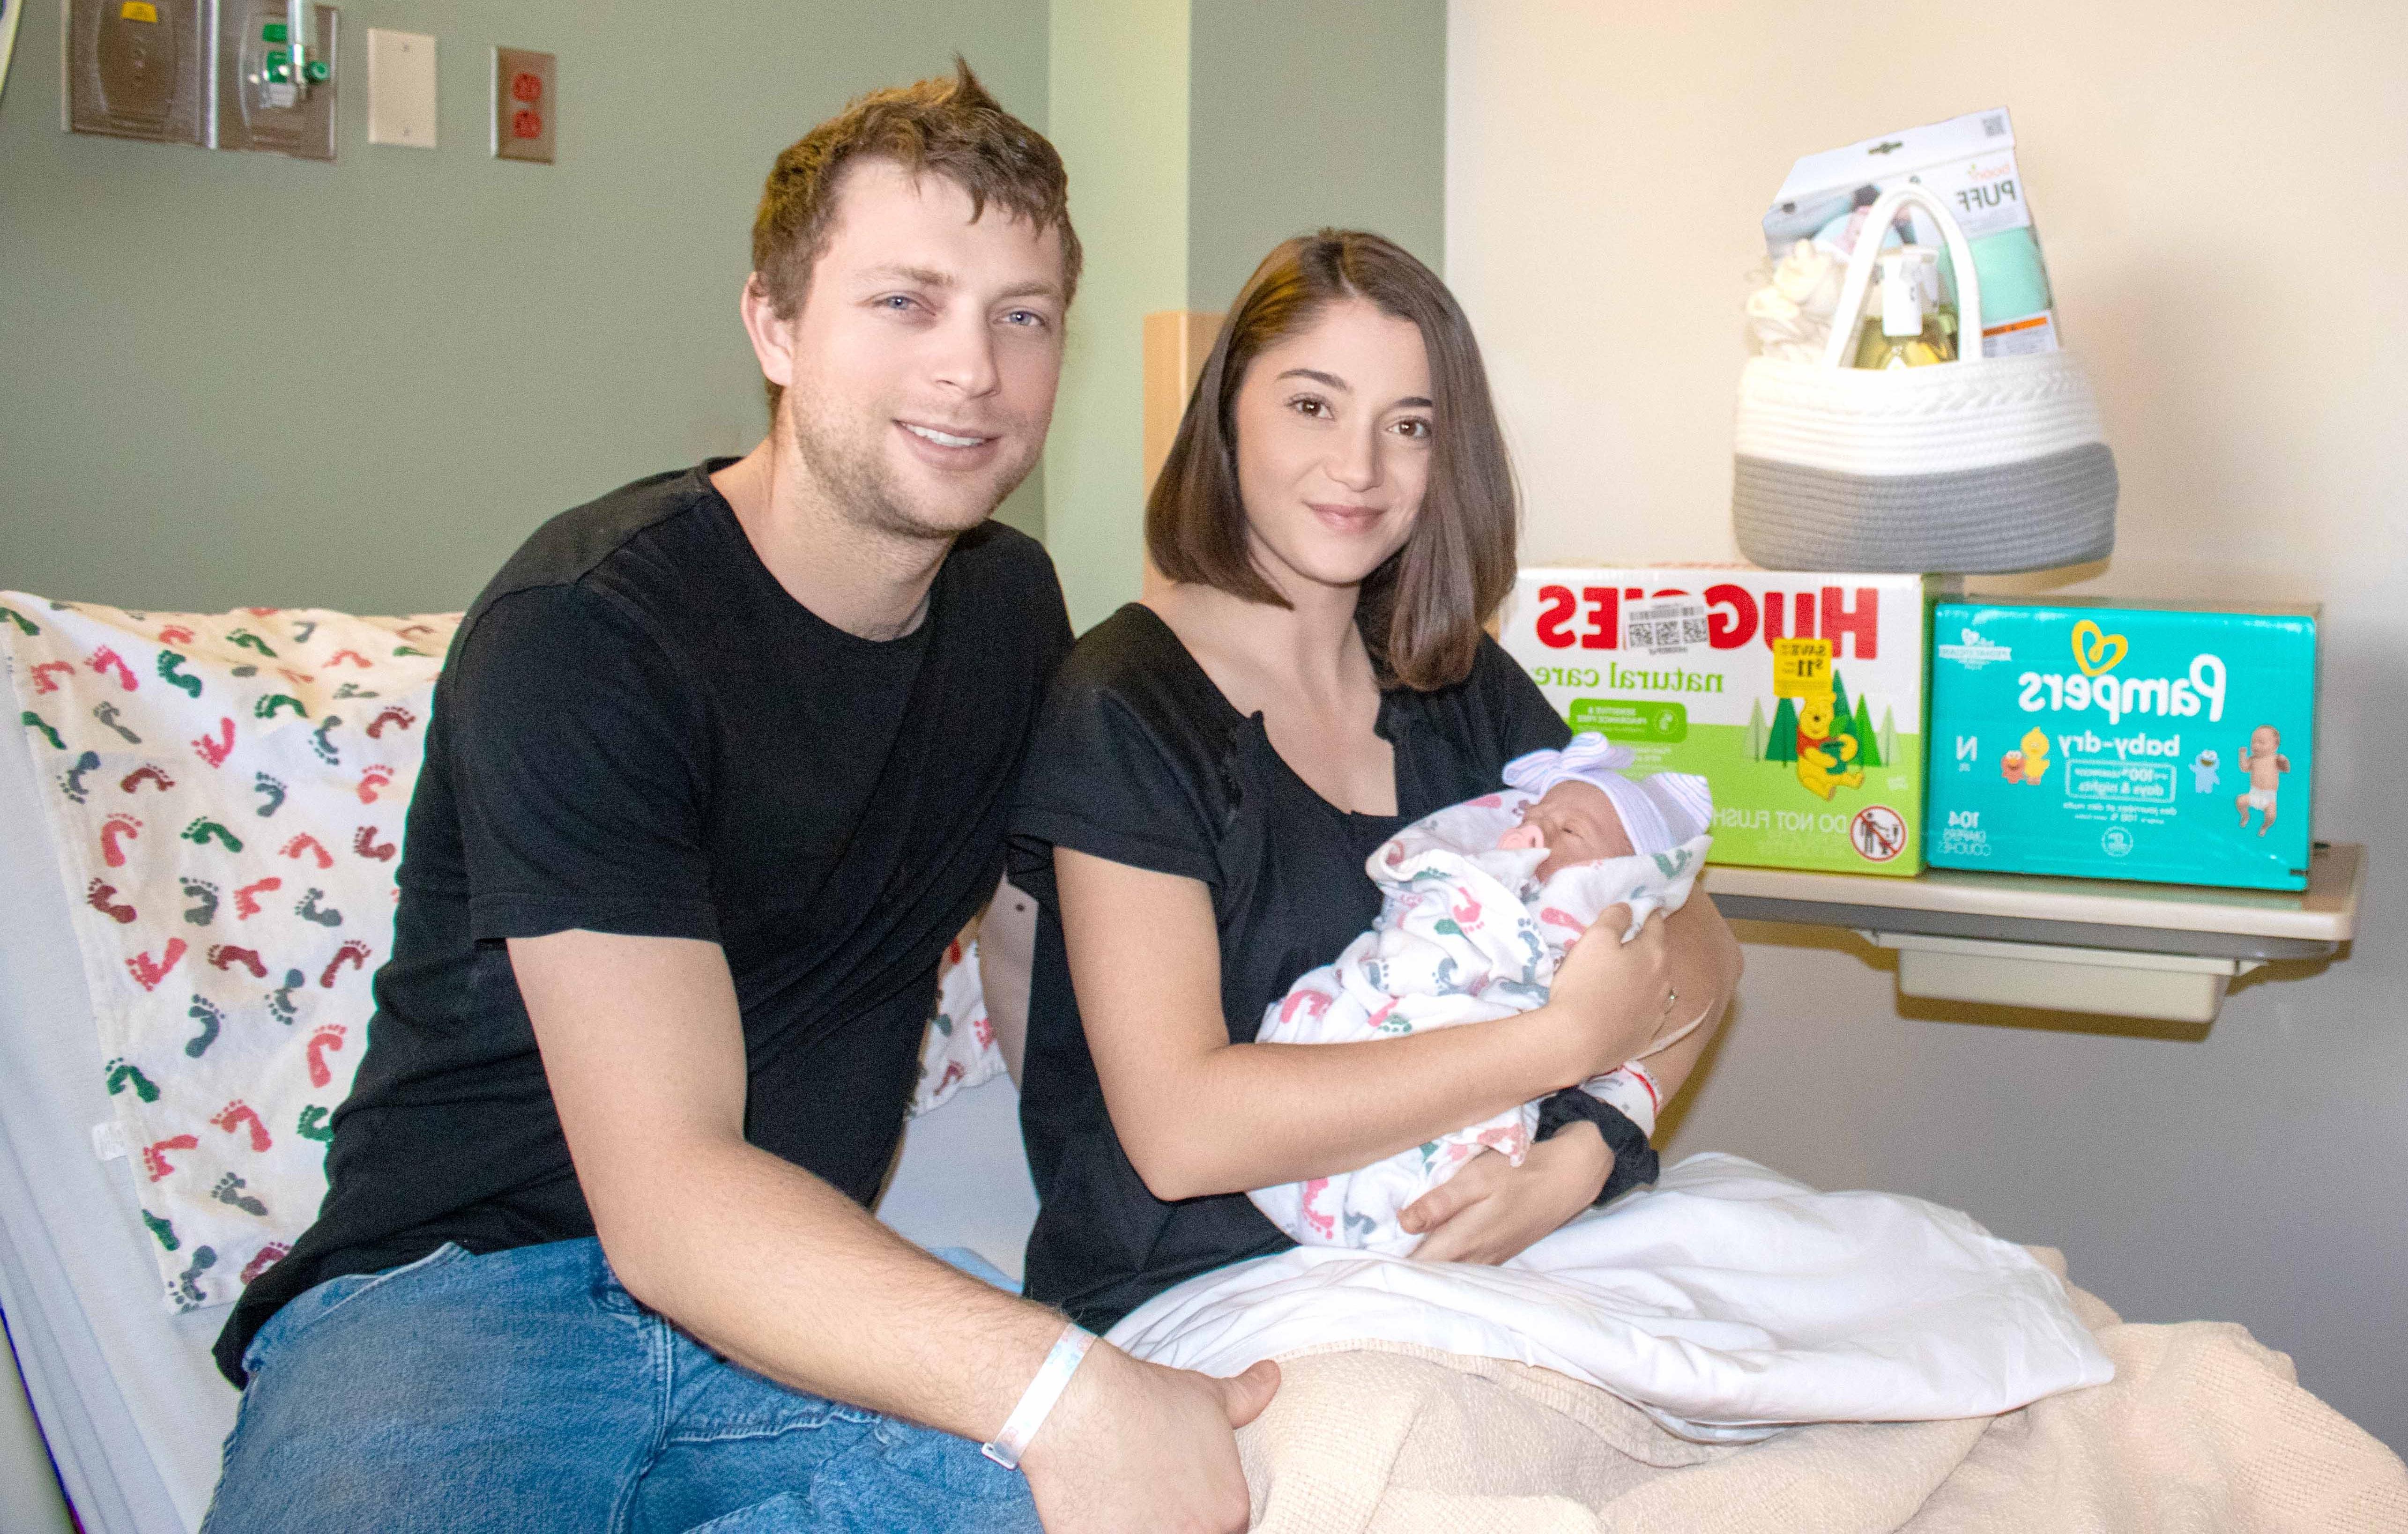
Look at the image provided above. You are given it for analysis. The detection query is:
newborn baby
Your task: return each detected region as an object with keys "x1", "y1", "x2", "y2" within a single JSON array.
[
  {"x1": 1499, "y1": 773, "x2": 1640, "y2": 871},
  {"x1": 1249, "y1": 734, "x2": 1713, "y2": 1253}
]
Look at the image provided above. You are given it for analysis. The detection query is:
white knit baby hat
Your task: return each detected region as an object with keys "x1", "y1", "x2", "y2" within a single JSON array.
[{"x1": 1501, "y1": 734, "x2": 1715, "y2": 857}]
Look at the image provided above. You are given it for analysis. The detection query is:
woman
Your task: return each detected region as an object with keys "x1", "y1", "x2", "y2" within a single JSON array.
[{"x1": 1009, "y1": 231, "x2": 1742, "y2": 1332}]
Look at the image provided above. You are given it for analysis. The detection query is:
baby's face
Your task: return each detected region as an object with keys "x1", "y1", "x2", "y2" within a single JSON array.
[{"x1": 1495, "y1": 780, "x2": 1634, "y2": 879}]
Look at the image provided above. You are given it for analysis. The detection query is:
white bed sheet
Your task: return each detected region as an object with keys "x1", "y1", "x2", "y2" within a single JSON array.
[{"x1": 0, "y1": 691, "x2": 1044, "y2": 1528}]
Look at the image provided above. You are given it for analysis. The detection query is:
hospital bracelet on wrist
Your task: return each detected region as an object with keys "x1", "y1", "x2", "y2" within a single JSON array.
[{"x1": 981, "y1": 1321, "x2": 1097, "y2": 1471}]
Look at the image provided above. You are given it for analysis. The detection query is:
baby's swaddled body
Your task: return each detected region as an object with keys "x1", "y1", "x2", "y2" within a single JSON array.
[{"x1": 1249, "y1": 738, "x2": 1713, "y2": 1253}]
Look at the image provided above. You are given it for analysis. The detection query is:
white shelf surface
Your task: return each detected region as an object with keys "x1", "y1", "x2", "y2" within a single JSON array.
[{"x1": 1703, "y1": 842, "x2": 2363, "y2": 962}]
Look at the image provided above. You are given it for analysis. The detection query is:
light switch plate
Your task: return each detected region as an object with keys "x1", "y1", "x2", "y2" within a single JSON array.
[
  {"x1": 491, "y1": 45, "x2": 552, "y2": 163},
  {"x1": 365, "y1": 27, "x2": 435, "y2": 148},
  {"x1": 64, "y1": 0, "x2": 210, "y2": 146}
]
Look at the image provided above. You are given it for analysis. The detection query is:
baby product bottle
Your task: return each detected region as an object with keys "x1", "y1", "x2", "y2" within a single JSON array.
[{"x1": 1851, "y1": 245, "x2": 1957, "y2": 369}]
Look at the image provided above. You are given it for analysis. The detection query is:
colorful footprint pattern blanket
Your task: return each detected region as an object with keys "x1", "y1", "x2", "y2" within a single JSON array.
[
  {"x1": 915, "y1": 932, "x2": 1002, "y2": 1116},
  {"x1": 2, "y1": 593, "x2": 454, "y2": 1313},
  {"x1": 3, "y1": 592, "x2": 1002, "y2": 1314}
]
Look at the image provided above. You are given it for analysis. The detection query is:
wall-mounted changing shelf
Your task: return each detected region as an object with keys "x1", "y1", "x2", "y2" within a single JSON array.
[{"x1": 1701, "y1": 843, "x2": 2365, "y2": 1023}]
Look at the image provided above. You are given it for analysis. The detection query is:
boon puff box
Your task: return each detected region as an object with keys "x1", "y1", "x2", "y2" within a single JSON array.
[
  {"x1": 1498, "y1": 569, "x2": 1939, "y2": 876},
  {"x1": 1927, "y1": 599, "x2": 2318, "y2": 891}
]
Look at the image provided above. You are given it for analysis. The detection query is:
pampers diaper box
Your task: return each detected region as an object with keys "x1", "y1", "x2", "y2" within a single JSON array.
[
  {"x1": 1927, "y1": 599, "x2": 2317, "y2": 890},
  {"x1": 1498, "y1": 569, "x2": 1940, "y2": 876}
]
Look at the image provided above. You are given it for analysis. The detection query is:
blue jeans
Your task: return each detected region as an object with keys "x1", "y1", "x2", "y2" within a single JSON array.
[{"x1": 203, "y1": 1238, "x2": 1041, "y2": 1534}]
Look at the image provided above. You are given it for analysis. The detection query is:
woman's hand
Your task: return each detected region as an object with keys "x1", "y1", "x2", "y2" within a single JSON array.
[
  {"x1": 1396, "y1": 1124, "x2": 1611, "y2": 1265},
  {"x1": 1541, "y1": 905, "x2": 1680, "y2": 1083}
]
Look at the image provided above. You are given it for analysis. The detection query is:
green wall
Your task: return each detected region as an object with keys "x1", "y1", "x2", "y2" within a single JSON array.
[
  {"x1": 1186, "y1": 0, "x2": 1446, "y2": 313},
  {"x1": 1038, "y1": 0, "x2": 1450, "y2": 631},
  {"x1": 0, "y1": 0, "x2": 1047, "y2": 616},
  {"x1": 3, "y1": 1, "x2": 1447, "y2": 630},
  {"x1": 1041, "y1": 0, "x2": 1190, "y2": 633}
]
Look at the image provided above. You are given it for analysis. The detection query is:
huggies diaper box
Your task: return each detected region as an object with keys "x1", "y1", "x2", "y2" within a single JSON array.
[
  {"x1": 1497, "y1": 569, "x2": 1941, "y2": 876},
  {"x1": 1927, "y1": 599, "x2": 2318, "y2": 891}
]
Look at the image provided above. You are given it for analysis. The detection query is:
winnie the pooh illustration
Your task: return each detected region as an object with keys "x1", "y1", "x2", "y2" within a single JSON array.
[{"x1": 1794, "y1": 693, "x2": 1864, "y2": 800}]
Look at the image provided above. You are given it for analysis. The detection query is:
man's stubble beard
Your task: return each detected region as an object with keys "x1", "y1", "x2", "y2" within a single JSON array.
[{"x1": 783, "y1": 387, "x2": 1041, "y2": 545}]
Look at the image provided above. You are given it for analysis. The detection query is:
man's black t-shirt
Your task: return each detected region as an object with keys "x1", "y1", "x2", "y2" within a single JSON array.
[
  {"x1": 216, "y1": 460, "x2": 1072, "y2": 1384},
  {"x1": 1008, "y1": 606, "x2": 1655, "y2": 1334}
]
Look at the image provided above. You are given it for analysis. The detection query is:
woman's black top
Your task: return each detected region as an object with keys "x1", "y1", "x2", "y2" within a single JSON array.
[{"x1": 1008, "y1": 604, "x2": 1658, "y2": 1331}]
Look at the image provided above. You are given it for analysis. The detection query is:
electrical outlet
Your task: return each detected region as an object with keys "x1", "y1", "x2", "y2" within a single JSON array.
[
  {"x1": 216, "y1": 0, "x2": 337, "y2": 161},
  {"x1": 365, "y1": 28, "x2": 434, "y2": 147},
  {"x1": 491, "y1": 45, "x2": 552, "y2": 163},
  {"x1": 64, "y1": 0, "x2": 209, "y2": 146}
]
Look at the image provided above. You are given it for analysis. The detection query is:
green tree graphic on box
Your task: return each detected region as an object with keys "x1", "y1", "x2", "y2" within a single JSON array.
[
  {"x1": 1851, "y1": 694, "x2": 1883, "y2": 768},
  {"x1": 1764, "y1": 684, "x2": 1885, "y2": 770},
  {"x1": 1765, "y1": 696, "x2": 1799, "y2": 764},
  {"x1": 1823, "y1": 670, "x2": 1881, "y2": 769}
]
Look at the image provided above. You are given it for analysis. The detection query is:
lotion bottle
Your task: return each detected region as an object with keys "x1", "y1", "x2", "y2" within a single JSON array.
[{"x1": 1852, "y1": 245, "x2": 1956, "y2": 369}]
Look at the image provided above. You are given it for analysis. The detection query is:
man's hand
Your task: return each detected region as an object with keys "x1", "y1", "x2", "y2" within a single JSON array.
[
  {"x1": 1397, "y1": 1123, "x2": 1610, "y2": 1265},
  {"x1": 1020, "y1": 1344, "x2": 1279, "y2": 1534}
]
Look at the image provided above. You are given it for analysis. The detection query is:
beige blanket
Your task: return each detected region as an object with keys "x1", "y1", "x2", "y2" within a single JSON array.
[{"x1": 1238, "y1": 1252, "x2": 2408, "y2": 1533}]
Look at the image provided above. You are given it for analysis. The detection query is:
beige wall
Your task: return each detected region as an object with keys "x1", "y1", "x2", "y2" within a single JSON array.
[{"x1": 1450, "y1": 0, "x2": 2407, "y2": 1447}]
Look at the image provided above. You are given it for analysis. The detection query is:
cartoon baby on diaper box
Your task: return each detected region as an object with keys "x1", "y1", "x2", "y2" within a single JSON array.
[{"x1": 2236, "y1": 725, "x2": 2289, "y2": 835}]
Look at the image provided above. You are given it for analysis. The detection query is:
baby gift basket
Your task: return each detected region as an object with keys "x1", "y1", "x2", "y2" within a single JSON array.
[{"x1": 1732, "y1": 184, "x2": 2117, "y2": 573}]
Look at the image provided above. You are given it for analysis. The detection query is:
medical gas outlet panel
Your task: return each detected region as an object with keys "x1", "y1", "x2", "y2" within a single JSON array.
[
  {"x1": 66, "y1": 0, "x2": 334, "y2": 158},
  {"x1": 62, "y1": 0, "x2": 556, "y2": 165},
  {"x1": 64, "y1": 0, "x2": 213, "y2": 146},
  {"x1": 221, "y1": 0, "x2": 337, "y2": 159}
]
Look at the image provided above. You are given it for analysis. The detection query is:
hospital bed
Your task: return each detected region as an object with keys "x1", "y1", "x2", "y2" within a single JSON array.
[
  {"x1": 0, "y1": 607, "x2": 1041, "y2": 1533},
  {"x1": 6, "y1": 594, "x2": 2399, "y2": 1534}
]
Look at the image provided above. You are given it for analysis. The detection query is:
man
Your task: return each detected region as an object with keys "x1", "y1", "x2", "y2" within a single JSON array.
[{"x1": 206, "y1": 65, "x2": 1275, "y2": 1534}]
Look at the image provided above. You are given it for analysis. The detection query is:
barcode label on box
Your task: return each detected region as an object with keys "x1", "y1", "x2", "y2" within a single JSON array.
[{"x1": 1623, "y1": 598, "x2": 1708, "y2": 656}]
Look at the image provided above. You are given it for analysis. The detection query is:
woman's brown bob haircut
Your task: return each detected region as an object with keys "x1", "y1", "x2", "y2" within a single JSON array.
[
  {"x1": 1146, "y1": 230, "x2": 1518, "y2": 692},
  {"x1": 751, "y1": 59, "x2": 1081, "y2": 413}
]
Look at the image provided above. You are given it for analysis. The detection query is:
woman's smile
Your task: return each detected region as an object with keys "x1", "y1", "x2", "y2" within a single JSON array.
[{"x1": 1308, "y1": 500, "x2": 1389, "y2": 534}]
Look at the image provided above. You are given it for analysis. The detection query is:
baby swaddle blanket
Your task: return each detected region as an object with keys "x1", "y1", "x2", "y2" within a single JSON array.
[{"x1": 1248, "y1": 790, "x2": 1710, "y2": 1252}]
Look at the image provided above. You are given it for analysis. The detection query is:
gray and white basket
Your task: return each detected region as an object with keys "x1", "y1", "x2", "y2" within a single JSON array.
[{"x1": 1732, "y1": 184, "x2": 2116, "y2": 574}]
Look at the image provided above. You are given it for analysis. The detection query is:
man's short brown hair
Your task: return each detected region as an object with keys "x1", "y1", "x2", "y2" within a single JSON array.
[
  {"x1": 1146, "y1": 230, "x2": 1519, "y2": 692},
  {"x1": 751, "y1": 59, "x2": 1080, "y2": 412}
]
